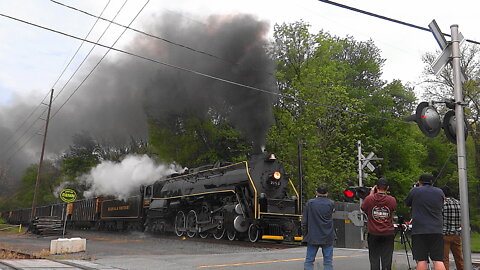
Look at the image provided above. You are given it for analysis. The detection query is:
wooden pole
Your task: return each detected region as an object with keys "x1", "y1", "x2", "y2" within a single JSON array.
[{"x1": 30, "y1": 89, "x2": 54, "y2": 220}]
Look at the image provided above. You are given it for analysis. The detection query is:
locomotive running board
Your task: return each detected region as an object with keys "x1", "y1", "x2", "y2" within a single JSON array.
[
  {"x1": 259, "y1": 212, "x2": 302, "y2": 217},
  {"x1": 261, "y1": 235, "x2": 303, "y2": 241},
  {"x1": 262, "y1": 235, "x2": 284, "y2": 240}
]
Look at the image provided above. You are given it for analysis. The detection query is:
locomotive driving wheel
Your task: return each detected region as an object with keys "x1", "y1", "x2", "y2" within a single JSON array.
[
  {"x1": 174, "y1": 211, "x2": 186, "y2": 237},
  {"x1": 227, "y1": 229, "x2": 236, "y2": 241},
  {"x1": 198, "y1": 203, "x2": 210, "y2": 239},
  {"x1": 248, "y1": 224, "x2": 260, "y2": 243},
  {"x1": 186, "y1": 210, "x2": 198, "y2": 238},
  {"x1": 212, "y1": 211, "x2": 225, "y2": 240},
  {"x1": 213, "y1": 226, "x2": 225, "y2": 239}
]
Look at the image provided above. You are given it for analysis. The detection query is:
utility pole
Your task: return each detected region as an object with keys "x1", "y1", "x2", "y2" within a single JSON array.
[
  {"x1": 451, "y1": 25, "x2": 473, "y2": 270},
  {"x1": 297, "y1": 139, "x2": 304, "y2": 213},
  {"x1": 30, "y1": 89, "x2": 54, "y2": 220}
]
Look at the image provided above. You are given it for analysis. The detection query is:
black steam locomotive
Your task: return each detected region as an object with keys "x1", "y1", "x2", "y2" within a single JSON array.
[{"x1": 3, "y1": 153, "x2": 302, "y2": 242}]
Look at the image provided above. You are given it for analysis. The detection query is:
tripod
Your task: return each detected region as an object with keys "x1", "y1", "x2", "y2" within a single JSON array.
[
  {"x1": 394, "y1": 223, "x2": 433, "y2": 270},
  {"x1": 395, "y1": 222, "x2": 413, "y2": 270}
]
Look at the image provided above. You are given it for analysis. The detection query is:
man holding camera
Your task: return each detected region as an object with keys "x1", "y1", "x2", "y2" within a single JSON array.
[
  {"x1": 405, "y1": 174, "x2": 446, "y2": 270},
  {"x1": 361, "y1": 178, "x2": 397, "y2": 270}
]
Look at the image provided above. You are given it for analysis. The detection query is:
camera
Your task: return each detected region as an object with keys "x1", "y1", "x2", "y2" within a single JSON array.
[{"x1": 395, "y1": 215, "x2": 405, "y2": 225}]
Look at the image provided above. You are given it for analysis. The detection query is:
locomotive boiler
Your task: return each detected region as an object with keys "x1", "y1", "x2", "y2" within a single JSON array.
[{"x1": 143, "y1": 153, "x2": 302, "y2": 242}]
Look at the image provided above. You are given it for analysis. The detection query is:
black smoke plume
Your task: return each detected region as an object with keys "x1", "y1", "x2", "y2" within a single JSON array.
[{"x1": 0, "y1": 13, "x2": 276, "y2": 191}]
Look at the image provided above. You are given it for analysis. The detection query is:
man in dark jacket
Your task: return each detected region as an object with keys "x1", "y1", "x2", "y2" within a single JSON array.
[
  {"x1": 405, "y1": 174, "x2": 446, "y2": 270},
  {"x1": 361, "y1": 178, "x2": 397, "y2": 270},
  {"x1": 302, "y1": 185, "x2": 335, "y2": 270}
]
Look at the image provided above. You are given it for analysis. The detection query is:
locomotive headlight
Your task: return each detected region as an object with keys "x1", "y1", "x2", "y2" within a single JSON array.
[{"x1": 272, "y1": 171, "x2": 281, "y2": 180}]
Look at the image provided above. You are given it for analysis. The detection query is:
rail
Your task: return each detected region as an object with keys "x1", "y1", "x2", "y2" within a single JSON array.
[{"x1": 0, "y1": 224, "x2": 22, "y2": 233}]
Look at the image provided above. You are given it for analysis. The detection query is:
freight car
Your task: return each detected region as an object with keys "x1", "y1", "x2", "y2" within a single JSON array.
[{"x1": 2, "y1": 153, "x2": 302, "y2": 242}]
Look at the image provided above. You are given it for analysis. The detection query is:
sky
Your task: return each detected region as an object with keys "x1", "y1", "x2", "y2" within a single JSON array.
[{"x1": 0, "y1": 0, "x2": 479, "y2": 181}]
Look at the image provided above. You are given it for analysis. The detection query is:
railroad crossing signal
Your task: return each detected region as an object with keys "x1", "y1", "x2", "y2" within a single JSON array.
[
  {"x1": 405, "y1": 102, "x2": 442, "y2": 138},
  {"x1": 405, "y1": 101, "x2": 467, "y2": 144},
  {"x1": 360, "y1": 152, "x2": 380, "y2": 172},
  {"x1": 429, "y1": 20, "x2": 466, "y2": 82},
  {"x1": 428, "y1": 20, "x2": 472, "y2": 269}
]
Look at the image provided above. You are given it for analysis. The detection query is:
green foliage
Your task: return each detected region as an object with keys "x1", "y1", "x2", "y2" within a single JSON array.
[
  {"x1": 148, "y1": 115, "x2": 251, "y2": 168},
  {"x1": 472, "y1": 231, "x2": 480, "y2": 252},
  {"x1": 0, "y1": 161, "x2": 63, "y2": 210},
  {"x1": 267, "y1": 21, "x2": 460, "y2": 216},
  {"x1": 268, "y1": 22, "x2": 426, "y2": 199}
]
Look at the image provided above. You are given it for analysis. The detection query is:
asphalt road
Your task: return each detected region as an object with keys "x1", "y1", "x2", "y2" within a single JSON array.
[{"x1": 0, "y1": 230, "x2": 478, "y2": 270}]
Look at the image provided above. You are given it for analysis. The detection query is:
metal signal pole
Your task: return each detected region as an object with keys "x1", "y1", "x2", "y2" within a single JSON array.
[
  {"x1": 30, "y1": 89, "x2": 54, "y2": 220},
  {"x1": 451, "y1": 25, "x2": 473, "y2": 270}
]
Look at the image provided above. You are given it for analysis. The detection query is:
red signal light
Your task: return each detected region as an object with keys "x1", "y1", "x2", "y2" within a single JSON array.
[{"x1": 344, "y1": 190, "x2": 355, "y2": 198}]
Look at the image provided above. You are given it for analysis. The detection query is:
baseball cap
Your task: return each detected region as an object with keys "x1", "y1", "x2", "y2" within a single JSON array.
[
  {"x1": 377, "y1": 178, "x2": 389, "y2": 187},
  {"x1": 419, "y1": 174, "x2": 434, "y2": 184},
  {"x1": 316, "y1": 185, "x2": 328, "y2": 195}
]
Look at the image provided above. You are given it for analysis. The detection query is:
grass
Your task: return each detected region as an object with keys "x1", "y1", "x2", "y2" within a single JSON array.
[
  {"x1": 0, "y1": 223, "x2": 25, "y2": 233},
  {"x1": 394, "y1": 231, "x2": 480, "y2": 252},
  {"x1": 472, "y1": 231, "x2": 480, "y2": 252}
]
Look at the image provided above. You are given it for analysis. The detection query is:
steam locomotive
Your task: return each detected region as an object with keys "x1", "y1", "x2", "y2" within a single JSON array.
[{"x1": 3, "y1": 153, "x2": 302, "y2": 242}]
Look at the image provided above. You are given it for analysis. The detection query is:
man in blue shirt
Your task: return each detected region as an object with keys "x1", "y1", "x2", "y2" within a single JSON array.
[
  {"x1": 405, "y1": 174, "x2": 446, "y2": 270},
  {"x1": 302, "y1": 185, "x2": 335, "y2": 270}
]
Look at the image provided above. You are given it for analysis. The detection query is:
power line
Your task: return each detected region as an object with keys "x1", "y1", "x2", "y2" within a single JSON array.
[
  {"x1": 0, "y1": 11, "x2": 413, "y2": 125},
  {"x1": 49, "y1": 0, "x2": 239, "y2": 67},
  {"x1": 51, "y1": 0, "x2": 149, "y2": 120},
  {"x1": 0, "y1": 7, "x2": 417, "y2": 160},
  {"x1": 2, "y1": 108, "x2": 47, "y2": 159},
  {"x1": 2, "y1": 0, "x2": 137, "y2": 162},
  {"x1": 0, "y1": 0, "x2": 113, "y2": 160},
  {"x1": 3, "y1": 0, "x2": 151, "y2": 163},
  {"x1": 51, "y1": 0, "x2": 129, "y2": 104},
  {"x1": 317, "y1": 0, "x2": 480, "y2": 46}
]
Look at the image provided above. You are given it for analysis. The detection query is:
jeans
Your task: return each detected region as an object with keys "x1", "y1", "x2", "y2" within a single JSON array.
[
  {"x1": 304, "y1": 244, "x2": 333, "y2": 270},
  {"x1": 367, "y1": 233, "x2": 394, "y2": 270}
]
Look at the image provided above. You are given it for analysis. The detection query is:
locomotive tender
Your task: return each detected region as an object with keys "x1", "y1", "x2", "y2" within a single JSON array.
[{"x1": 3, "y1": 153, "x2": 302, "y2": 242}]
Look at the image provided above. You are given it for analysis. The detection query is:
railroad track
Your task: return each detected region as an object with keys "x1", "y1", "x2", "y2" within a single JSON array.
[{"x1": 0, "y1": 248, "x2": 120, "y2": 270}]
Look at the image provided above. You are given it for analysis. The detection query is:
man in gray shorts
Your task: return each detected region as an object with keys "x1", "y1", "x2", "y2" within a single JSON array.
[{"x1": 405, "y1": 174, "x2": 446, "y2": 270}]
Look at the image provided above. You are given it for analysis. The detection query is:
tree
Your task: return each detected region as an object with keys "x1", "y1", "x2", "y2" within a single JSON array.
[
  {"x1": 1, "y1": 161, "x2": 62, "y2": 209},
  {"x1": 268, "y1": 22, "x2": 381, "y2": 198},
  {"x1": 148, "y1": 115, "x2": 251, "y2": 168},
  {"x1": 268, "y1": 21, "x2": 442, "y2": 207}
]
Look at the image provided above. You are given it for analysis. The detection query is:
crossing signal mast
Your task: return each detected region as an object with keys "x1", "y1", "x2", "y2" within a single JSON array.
[{"x1": 405, "y1": 20, "x2": 472, "y2": 269}]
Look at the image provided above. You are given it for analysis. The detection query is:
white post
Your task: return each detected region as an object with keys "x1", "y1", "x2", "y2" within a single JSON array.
[{"x1": 357, "y1": 140, "x2": 364, "y2": 241}]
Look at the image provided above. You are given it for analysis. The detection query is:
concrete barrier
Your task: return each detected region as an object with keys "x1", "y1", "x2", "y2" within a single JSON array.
[{"x1": 50, "y1": 238, "x2": 86, "y2": 255}]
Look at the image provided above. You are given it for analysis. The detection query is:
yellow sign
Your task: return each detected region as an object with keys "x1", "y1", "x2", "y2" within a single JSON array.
[{"x1": 60, "y1": 189, "x2": 77, "y2": 202}]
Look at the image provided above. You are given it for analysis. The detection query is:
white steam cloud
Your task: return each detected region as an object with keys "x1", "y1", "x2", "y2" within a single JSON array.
[{"x1": 81, "y1": 154, "x2": 185, "y2": 200}]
